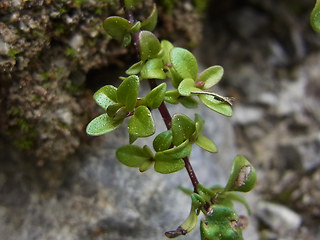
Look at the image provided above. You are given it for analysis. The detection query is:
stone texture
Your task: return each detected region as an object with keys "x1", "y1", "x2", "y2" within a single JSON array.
[{"x1": 0, "y1": 104, "x2": 244, "y2": 240}]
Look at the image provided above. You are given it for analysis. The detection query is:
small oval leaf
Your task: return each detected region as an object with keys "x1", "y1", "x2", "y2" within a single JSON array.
[
  {"x1": 170, "y1": 47, "x2": 198, "y2": 80},
  {"x1": 178, "y1": 78, "x2": 199, "y2": 96},
  {"x1": 116, "y1": 144, "x2": 149, "y2": 168},
  {"x1": 145, "y1": 82, "x2": 167, "y2": 109},
  {"x1": 164, "y1": 90, "x2": 180, "y2": 104},
  {"x1": 155, "y1": 140, "x2": 192, "y2": 161},
  {"x1": 200, "y1": 206, "x2": 243, "y2": 240},
  {"x1": 129, "y1": 21, "x2": 141, "y2": 34},
  {"x1": 140, "y1": 58, "x2": 166, "y2": 79},
  {"x1": 195, "y1": 135, "x2": 217, "y2": 153},
  {"x1": 167, "y1": 67, "x2": 183, "y2": 89},
  {"x1": 178, "y1": 96, "x2": 198, "y2": 109},
  {"x1": 194, "y1": 113, "x2": 205, "y2": 139},
  {"x1": 126, "y1": 61, "x2": 144, "y2": 75},
  {"x1": 224, "y1": 155, "x2": 257, "y2": 192},
  {"x1": 107, "y1": 103, "x2": 123, "y2": 117},
  {"x1": 128, "y1": 106, "x2": 155, "y2": 142},
  {"x1": 153, "y1": 130, "x2": 173, "y2": 152},
  {"x1": 161, "y1": 40, "x2": 174, "y2": 65},
  {"x1": 86, "y1": 113, "x2": 123, "y2": 136},
  {"x1": 171, "y1": 114, "x2": 196, "y2": 146},
  {"x1": 141, "y1": 4, "x2": 158, "y2": 31},
  {"x1": 139, "y1": 159, "x2": 154, "y2": 172},
  {"x1": 93, "y1": 85, "x2": 117, "y2": 110},
  {"x1": 139, "y1": 31, "x2": 161, "y2": 61},
  {"x1": 197, "y1": 65, "x2": 224, "y2": 90},
  {"x1": 199, "y1": 94, "x2": 232, "y2": 117},
  {"x1": 154, "y1": 158, "x2": 185, "y2": 174},
  {"x1": 117, "y1": 75, "x2": 140, "y2": 112},
  {"x1": 103, "y1": 16, "x2": 131, "y2": 40}
]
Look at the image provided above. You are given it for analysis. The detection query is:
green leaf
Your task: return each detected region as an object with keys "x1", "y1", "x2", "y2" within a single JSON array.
[
  {"x1": 128, "y1": 106, "x2": 155, "y2": 143},
  {"x1": 311, "y1": 0, "x2": 320, "y2": 33},
  {"x1": 145, "y1": 83, "x2": 167, "y2": 109},
  {"x1": 140, "y1": 58, "x2": 166, "y2": 79},
  {"x1": 117, "y1": 75, "x2": 140, "y2": 112},
  {"x1": 199, "y1": 94, "x2": 232, "y2": 117},
  {"x1": 154, "y1": 158, "x2": 185, "y2": 174},
  {"x1": 143, "y1": 145, "x2": 154, "y2": 158},
  {"x1": 139, "y1": 159, "x2": 154, "y2": 172},
  {"x1": 126, "y1": 61, "x2": 144, "y2": 75},
  {"x1": 178, "y1": 78, "x2": 199, "y2": 96},
  {"x1": 103, "y1": 16, "x2": 131, "y2": 40},
  {"x1": 121, "y1": 33, "x2": 132, "y2": 47},
  {"x1": 161, "y1": 40, "x2": 174, "y2": 65},
  {"x1": 164, "y1": 90, "x2": 180, "y2": 104},
  {"x1": 139, "y1": 31, "x2": 161, "y2": 61},
  {"x1": 197, "y1": 65, "x2": 224, "y2": 90},
  {"x1": 171, "y1": 114, "x2": 196, "y2": 146},
  {"x1": 224, "y1": 155, "x2": 257, "y2": 192},
  {"x1": 155, "y1": 140, "x2": 192, "y2": 161},
  {"x1": 124, "y1": 0, "x2": 142, "y2": 9},
  {"x1": 178, "y1": 96, "x2": 198, "y2": 109},
  {"x1": 223, "y1": 192, "x2": 251, "y2": 215},
  {"x1": 128, "y1": 21, "x2": 141, "y2": 34},
  {"x1": 167, "y1": 67, "x2": 183, "y2": 89},
  {"x1": 93, "y1": 85, "x2": 117, "y2": 110},
  {"x1": 166, "y1": 198, "x2": 199, "y2": 238},
  {"x1": 116, "y1": 144, "x2": 150, "y2": 168},
  {"x1": 178, "y1": 186, "x2": 194, "y2": 196},
  {"x1": 197, "y1": 184, "x2": 216, "y2": 202},
  {"x1": 141, "y1": 4, "x2": 158, "y2": 31},
  {"x1": 170, "y1": 47, "x2": 198, "y2": 80},
  {"x1": 193, "y1": 113, "x2": 205, "y2": 140},
  {"x1": 113, "y1": 106, "x2": 129, "y2": 120},
  {"x1": 200, "y1": 206, "x2": 243, "y2": 240},
  {"x1": 153, "y1": 130, "x2": 173, "y2": 152},
  {"x1": 86, "y1": 113, "x2": 123, "y2": 136},
  {"x1": 107, "y1": 103, "x2": 123, "y2": 117},
  {"x1": 195, "y1": 135, "x2": 217, "y2": 153}
]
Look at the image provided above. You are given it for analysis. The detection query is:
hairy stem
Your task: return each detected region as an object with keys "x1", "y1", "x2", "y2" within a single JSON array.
[{"x1": 119, "y1": 0, "x2": 200, "y2": 192}]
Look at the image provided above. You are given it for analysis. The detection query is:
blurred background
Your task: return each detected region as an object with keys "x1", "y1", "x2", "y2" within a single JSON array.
[{"x1": 0, "y1": 0, "x2": 319, "y2": 239}]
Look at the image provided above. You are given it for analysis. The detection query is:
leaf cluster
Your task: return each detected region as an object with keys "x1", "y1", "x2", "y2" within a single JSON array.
[
  {"x1": 166, "y1": 156, "x2": 257, "y2": 239},
  {"x1": 86, "y1": 2, "x2": 257, "y2": 239},
  {"x1": 87, "y1": 4, "x2": 234, "y2": 174}
]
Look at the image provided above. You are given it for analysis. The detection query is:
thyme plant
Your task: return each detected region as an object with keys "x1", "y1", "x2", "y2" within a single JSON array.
[{"x1": 87, "y1": 0, "x2": 257, "y2": 239}]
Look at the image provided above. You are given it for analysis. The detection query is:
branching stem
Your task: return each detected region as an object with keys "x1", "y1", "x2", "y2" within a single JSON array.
[{"x1": 120, "y1": 0, "x2": 200, "y2": 192}]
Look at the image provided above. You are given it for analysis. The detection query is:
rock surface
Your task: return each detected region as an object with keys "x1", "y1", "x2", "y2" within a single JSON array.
[
  {"x1": 1, "y1": 0, "x2": 320, "y2": 239},
  {"x1": 0, "y1": 104, "x2": 243, "y2": 240}
]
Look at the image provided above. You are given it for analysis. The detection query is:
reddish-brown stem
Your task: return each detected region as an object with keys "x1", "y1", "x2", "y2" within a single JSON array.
[
  {"x1": 120, "y1": 0, "x2": 140, "y2": 57},
  {"x1": 119, "y1": 0, "x2": 200, "y2": 192}
]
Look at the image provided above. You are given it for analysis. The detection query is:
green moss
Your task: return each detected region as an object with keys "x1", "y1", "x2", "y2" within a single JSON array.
[
  {"x1": 8, "y1": 48, "x2": 20, "y2": 58},
  {"x1": 32, "y1": 95, "x2": 43, "y2": 102},
  {"x1": 74, "y1": 0, "x2": 87, "y2": 7},
  {"x1": 13, "y1": 138, "x2": 34, "y2": 150},
  {"x1": 54, "y1": 23, "x2": 67, "y2": 36},
  {"x1": 10, "y1": 107, "x2": 21, "y2": 116},
  {"x1": 8, "y1": 118, "x2": 37, "y2": 151},
  {"x1": 40, "y1": 72, "x2": 51, "y2": 81},
  {"x1": 65, "y1": 47, "x2": 77, "y2": 58},
  {"x1": 192, "y1": 0, "x2": 210, "y2": 15},
  {"x1": 60, "y1": 7, "x2": 68, "y2": 14},
  {"x1": 158, "y1": 0, "x2": 176, "y2": 14},
  {"x1": 65, "y1": 81, "x2": 80, "y2": 93}
]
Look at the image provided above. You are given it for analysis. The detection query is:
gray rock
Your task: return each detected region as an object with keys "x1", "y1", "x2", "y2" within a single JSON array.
[
  {"x1": 256, "y1": 201, "x2": 302, "y2": 234},
  {"x1": 0, "y1": 103, "x2": 259, "y2": 240}
]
